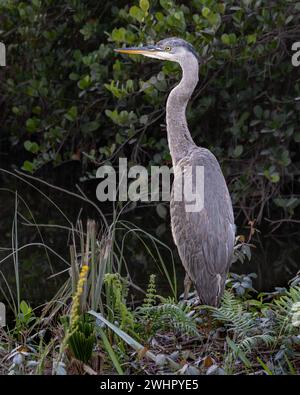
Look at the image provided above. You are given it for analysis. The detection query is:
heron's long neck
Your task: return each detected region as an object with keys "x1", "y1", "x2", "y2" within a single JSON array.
[{"x1": 166, "y1": 56, "x2": 199, "y2": 165}]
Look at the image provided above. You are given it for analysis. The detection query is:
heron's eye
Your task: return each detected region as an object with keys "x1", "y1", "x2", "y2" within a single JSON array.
[{"x1": 165, "y1": 46, "x2": 171, "y2": 51}]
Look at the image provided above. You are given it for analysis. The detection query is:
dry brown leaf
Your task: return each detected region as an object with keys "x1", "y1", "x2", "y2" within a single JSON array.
[
  {"x1": 238, "y1": 235, "x2": 245, "y2": 242},
  {"x1": 203, "y1": 356, "x2": 214, "y2": 368},
  {"x1": 137, "y1": 346, "x2": 149, "y2": 360}
]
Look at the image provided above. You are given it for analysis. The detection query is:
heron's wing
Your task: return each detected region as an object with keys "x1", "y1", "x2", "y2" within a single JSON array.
[{"x1": 170, "y1": 148, "x2": 235, "y2": 305}]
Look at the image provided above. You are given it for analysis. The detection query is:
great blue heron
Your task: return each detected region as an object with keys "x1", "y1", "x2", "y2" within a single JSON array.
[{"x1": 115, "y1": 37, "x2": 235, "y2": 306}]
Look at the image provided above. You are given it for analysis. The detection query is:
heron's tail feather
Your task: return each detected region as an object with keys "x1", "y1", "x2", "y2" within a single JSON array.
[{"x1": 195, "y1": 272, "x2": 226, "y2": 307}]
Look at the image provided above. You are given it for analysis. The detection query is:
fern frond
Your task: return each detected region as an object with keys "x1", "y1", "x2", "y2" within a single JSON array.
[
  {"x1": 291, "y1": 302, "x2": 300, "y2": 328},
  {"x1": 139, "y1": 302, "x2": 199, "y2": 337},
  {"x1": 209, "y1": 290, "x2": 256, "y2": 339},
  {"x1": 208, "y1": 290, "x2": 276, "y2": 357},
  {"x1": 272, "y1": 286, "x2": 300, "y2": 335},
  {"x1": 238, "y1": 334, "x2": 275, "y2": 353},
  {"x1": 142, "y1": 274, "x2": 158, "y2": 309}
]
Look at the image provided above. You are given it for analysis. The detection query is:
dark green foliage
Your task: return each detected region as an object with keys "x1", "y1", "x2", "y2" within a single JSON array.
[
  {"x1": 68, "y1": 316, "x2": 96, "y2": 364},
  {"x1": 1, "y1": 1, "x2": 300, "y2": 223}
]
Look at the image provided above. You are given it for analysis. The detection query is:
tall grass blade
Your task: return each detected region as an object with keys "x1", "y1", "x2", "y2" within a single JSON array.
[{"x1": 98, "y1": 327, "x2": 124, "y2": 375}]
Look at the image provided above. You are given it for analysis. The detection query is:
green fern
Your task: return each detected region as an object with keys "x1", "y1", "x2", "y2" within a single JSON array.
[
  {"x1": 209, "y1": 290, "x2": 256, "y2": 338},
  {"x1": 291, "y1": 302, "x2": 300, "y2": 328},
  {"x1": 238, "y1": 334, "x2": 275, "y2": 353},
  {"x1": 138, "y1": 299, "x2": 200, "y2": 337},
  {"x1": 104, "y1": 273, "x2": 134, "y2": 333},
  {"x1": 142, "y1": 274, "x2": 158, "y2": 309},
  {"x1": 209, "y1": 290, "x2": 275, "y2": 354},
  {"x1": 272, "y1": 286, "x2": 300, "y2": 335}
]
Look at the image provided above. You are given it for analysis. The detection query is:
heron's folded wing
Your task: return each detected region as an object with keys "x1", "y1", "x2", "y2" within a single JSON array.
[{"x1": 171, "y1": 148, "x2": 235, "y2": 278}]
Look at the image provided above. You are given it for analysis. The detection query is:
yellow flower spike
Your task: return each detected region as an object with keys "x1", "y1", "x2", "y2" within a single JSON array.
[{"x1": 69, "y1": 263, "x2": 89, "y2": 332}]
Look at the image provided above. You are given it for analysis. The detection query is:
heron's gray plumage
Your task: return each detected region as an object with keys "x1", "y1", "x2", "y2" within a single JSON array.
[
  {"x1": 163, "y1": 38, "x2": 235, "y2": 306},
  {"x1": 115, "y1": 37, "x2": 235, "y2": 306},
  {"x1": 170, "y1": 148, "x2": 235, "y2": 306}
]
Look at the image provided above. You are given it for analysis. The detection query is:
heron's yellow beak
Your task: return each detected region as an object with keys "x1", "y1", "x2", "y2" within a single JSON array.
[{"x1": 114, "y1": 45, "x2": 162, "y2": 56}]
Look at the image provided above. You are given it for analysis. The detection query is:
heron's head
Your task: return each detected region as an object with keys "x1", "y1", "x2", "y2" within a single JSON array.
[{"x1": 115, "y1": 37, "x2": 199, "y2": 65}]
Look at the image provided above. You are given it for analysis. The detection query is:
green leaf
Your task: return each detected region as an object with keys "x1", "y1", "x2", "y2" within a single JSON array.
[
  {"x1": 233, "y1": 145, "x2": 243, "y2": 158},
  {"x1": 274, "y1": 198, "x2": 300, "y2": 210},
  {"x1": 64, "y1": 106, "x2": 78, "y2": 122},
  {"x1": 129, "y1": 6, "x2": 144, "y2": 22},
  {"x1": 217, "y1": 3, "x2": 226, "y2": 14},
  {"x1": 257, "y1": 357, "x2": 273, "y2": 375},
  {"x1": 207, "y1": 12, "x2": 220, "y2": 27},
  {"x1": 21, "y1": 160, "x2": 35, "y2": 173},
  {"x1": 69, "y1": 72, "x2": 79, "y2": 81},
  {"x1": 20, "y1": 300, "x2": 32, "y2": 316},
  {"x1": 26, "y1": 118, "x2": 39, "y2": 133},
  {"x1": 111, "y1": 27, "x2": 127, "y2": 42},
  {"x1": 229, "y1": 33, "x2": 237, "y2": 44},
  {"x1": 78, "y1": 75, "x2": 91, "y2": 90},
  {"x1": 24, "y1": 140, "x2": 40, "y2": 154},
  {"x1": 81, "y1": 121, "x2": 100, "y2": 133},
  {"x1": 247, "y1": 34, "x2": 257, "y2": 44},
  {"x1": 222, "y1": 33, "x2": 237, "y2": 45},
  {"x1": 98, "y1": 327, "x2": 124, "y2": 375},
  {"x1": 221, "y1": 34, "x2": 230, "y2": 45},
  {"x1": 270, "y1": 173, "x2": 280, "y2": 183},
  {"x1": 202, "y1": 7, "x2": 211, "y2": 18},
  {"x1": 139, "y1": 0, "x2": 149, "y2": 13},
  {"x1": 160, "y1": 0, "x2": 173, "y2": 10},
  {"x1": 253, "y1": 105, "x2": 263, "y2": 119},
  {"x1": 279, "y1": 150, "x2": 291, "y2": 167}
]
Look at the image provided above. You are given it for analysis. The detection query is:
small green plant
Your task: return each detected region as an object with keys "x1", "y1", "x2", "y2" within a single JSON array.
[
  {"x1": 142, "y1": 274, "x2": 158, "y2": 309},
  {"x1": 68, "y1": 315, "x2": 95, "y2": 364},
  {"x1": 13, "y1": 301, "x2": 37, "y2": 340},
  {"x1": 61, "y1": 262, "x2": 96, "y2": 366},
  {"x1": 16, "y1": 301, "x2": 35, "y2": 328},
  {"x1": 104, "y1": 273, "x2": 134, "y2": 335}
]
